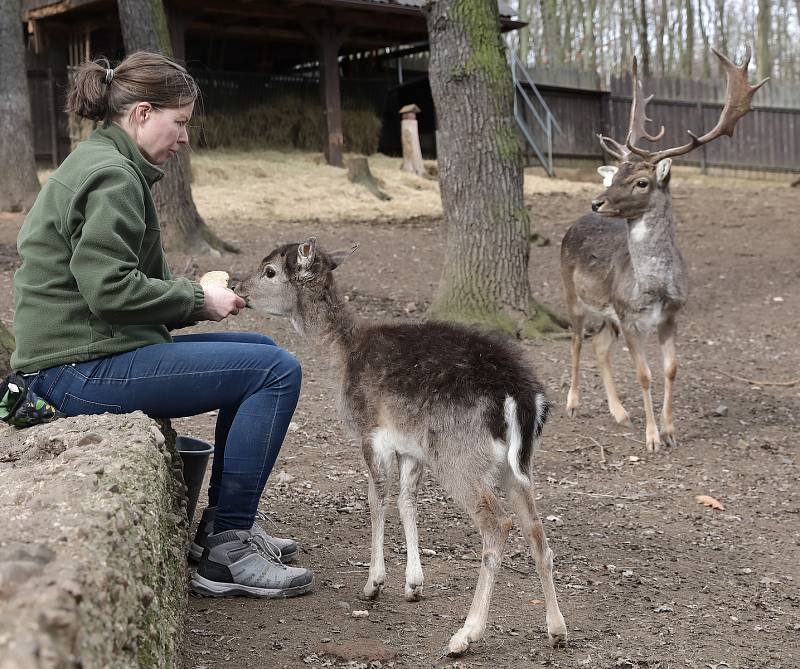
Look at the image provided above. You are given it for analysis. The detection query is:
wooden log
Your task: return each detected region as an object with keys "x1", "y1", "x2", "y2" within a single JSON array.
[{"x1": 347, "y1": 156, "x2": 391, "y2": 201}]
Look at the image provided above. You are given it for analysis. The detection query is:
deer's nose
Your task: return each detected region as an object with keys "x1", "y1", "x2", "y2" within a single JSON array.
[{"x1": 591, "y1": 199, "x2": 604, "y2": 212}]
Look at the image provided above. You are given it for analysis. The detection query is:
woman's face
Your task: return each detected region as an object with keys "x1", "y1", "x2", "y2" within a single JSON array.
[{"x1": 126, "y1": 102, "x2": 194, "y2": 165}]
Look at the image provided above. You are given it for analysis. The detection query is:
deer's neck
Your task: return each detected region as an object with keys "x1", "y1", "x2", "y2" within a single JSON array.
[
  {"x1": 626, "y1": 192, "x2": 681, "y2": 291},
  {"x1": 298, "y1": 282, "x2": 361, "y2": 352}
]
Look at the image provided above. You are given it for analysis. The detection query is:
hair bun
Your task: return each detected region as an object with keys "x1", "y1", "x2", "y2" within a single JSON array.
[{"x1": 66, "y1": 59, "x2": 112, "y2": 121}]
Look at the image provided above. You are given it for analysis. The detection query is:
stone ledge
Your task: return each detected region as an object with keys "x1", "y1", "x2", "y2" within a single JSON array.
[{"x1": 0, "y1": 412, "x2": 188, "y2": 669}]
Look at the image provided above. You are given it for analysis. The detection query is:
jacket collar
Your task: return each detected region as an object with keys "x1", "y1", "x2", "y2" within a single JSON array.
[{"x1": 93, "y1": 123, "x2": 165, "y2": 187}]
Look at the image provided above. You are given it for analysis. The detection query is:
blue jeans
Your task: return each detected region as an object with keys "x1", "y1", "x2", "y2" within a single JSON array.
[{"x1": 28, "y1": 332, "x2": 301, "y2": 533}]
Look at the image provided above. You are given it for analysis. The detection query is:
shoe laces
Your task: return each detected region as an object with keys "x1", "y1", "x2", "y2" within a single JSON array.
[
  {"x1": 255, "y1": 509, "x2": 280, "y2": 532},
  {"x1": 246, "y1": 533, "x2": 285, "y2": 568}
]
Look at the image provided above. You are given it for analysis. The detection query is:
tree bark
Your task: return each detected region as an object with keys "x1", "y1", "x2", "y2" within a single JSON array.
[
  {"x1": 424, "y1": 0, "x2": 563, "y2": 335},
  {"x1": 756, "y1": 0, "x2": 772, "y2": 81},
  {"x1": 715, "y1": 0, "x2": 728, "y2": 61},
  {"x1": 0, "y1": 0, "x2": 40, "y2": 213},
  {"x1": 116, "y1": 0, "x2": 235, "y2": 253}
]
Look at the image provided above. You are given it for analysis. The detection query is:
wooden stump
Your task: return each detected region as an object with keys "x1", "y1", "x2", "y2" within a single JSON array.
[{"x1": 347, "y1": 156, "x2": 391, "y2": 201}]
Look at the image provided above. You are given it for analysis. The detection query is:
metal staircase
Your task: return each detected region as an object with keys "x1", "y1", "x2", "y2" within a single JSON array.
[{"x1": 510, "y1": 50, "x2": 561, "y2": 177}]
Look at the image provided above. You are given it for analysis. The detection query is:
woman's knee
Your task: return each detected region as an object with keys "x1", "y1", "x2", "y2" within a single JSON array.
[{"x1": 269, "y1": 348, "x2": 302, "y2": 392}]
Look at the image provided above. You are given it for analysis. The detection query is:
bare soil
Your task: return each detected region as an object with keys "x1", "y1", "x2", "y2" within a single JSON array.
[{"x1": 1, "y1": 162, "x2": 798, "y2": 669}]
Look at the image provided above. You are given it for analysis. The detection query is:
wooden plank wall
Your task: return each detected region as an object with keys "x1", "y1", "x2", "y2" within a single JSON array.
[{"x1": 522, "y1": 80, "x2": 800, "y2": 173}]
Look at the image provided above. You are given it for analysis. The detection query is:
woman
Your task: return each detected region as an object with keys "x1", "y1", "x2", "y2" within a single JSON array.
[{"x1": 11, "y1": 52, "x2": 313, "y2": 599}]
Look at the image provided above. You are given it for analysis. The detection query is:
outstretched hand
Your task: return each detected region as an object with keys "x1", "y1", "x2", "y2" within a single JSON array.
[{"x1": 201, "y1": 284, "x2": 246, "y2": 321}]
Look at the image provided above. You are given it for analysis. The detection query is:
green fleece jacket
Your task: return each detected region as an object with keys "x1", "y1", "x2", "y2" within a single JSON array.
[{"x1": 11, "y1": 123, "x2": 205, "y2": 373}]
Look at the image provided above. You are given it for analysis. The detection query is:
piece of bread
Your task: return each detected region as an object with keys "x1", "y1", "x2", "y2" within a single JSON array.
[{"x1": 199, "y1": 270, "x2": 230, "y2": 288}]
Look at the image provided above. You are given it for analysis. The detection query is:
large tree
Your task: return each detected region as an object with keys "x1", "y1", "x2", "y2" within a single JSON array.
[
  {"x1": 424, "y1": 0, "x2": 564, "y2": 336},
  {"x1": 117, "y1": 0, "x2": 235, "y2": 253},
  {"x1": 0, "y1": 0, "x2": 40, "y2": 212}
]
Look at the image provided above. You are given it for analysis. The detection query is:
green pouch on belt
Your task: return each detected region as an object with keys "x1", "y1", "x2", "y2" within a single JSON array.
[{"x1": 0, "y1": 373, "x2": 64, "y2": 428}]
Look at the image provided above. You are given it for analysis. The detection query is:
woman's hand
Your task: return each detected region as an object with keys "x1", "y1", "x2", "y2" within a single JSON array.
[{"x1": 201, "y1": 284, "x2": 246, "y2": 321}]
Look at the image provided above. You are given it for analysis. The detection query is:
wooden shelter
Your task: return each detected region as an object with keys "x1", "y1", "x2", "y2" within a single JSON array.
[{"x1": 22, "y1": 0, "x2": 522, "y2": 166}]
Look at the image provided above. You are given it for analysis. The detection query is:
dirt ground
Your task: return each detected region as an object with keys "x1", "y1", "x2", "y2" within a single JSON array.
[{"x1": 1, "y1": 156, "x2": 798, "y2": 669}]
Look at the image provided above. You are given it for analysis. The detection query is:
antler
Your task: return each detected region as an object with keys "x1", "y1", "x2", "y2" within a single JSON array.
[
  {"x1": 598, "y1": 56, "x2": 664, "y2": 161},
  {"x1": 627, "y1": 46, "x2": 769, "y2": 163}
]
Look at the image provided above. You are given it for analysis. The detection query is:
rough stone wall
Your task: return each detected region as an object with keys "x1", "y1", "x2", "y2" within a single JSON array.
[{"x1": 0, "y1": 412, "x2": 189, "y2": 669}]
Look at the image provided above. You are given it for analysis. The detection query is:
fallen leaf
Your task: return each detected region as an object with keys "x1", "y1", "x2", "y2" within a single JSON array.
[
  {"x1": 529, "y1": 599, "x2": 544, "y2": 605},
  {"x1": 695, "y1": 494, "x2": 725, "y2": 511}
]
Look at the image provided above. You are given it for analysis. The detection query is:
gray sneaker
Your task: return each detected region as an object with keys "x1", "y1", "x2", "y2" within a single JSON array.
[
  {"x1": 191, "y1": 529, "x2": 314, "y2": 598},
  {"x1": 189, "y1": 507, "x2": 298, "y2": 563}
]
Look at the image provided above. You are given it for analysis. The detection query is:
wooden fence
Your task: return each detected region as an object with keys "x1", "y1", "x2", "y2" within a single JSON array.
[{"x1": 523, "y1": 71, "x2": 800, "y2": 173}]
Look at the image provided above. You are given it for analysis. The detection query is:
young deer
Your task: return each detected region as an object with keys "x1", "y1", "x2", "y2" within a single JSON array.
[
  {"x1": 561, "y1": 48, "x2": 767, "y2": 451},
  {"x1": 235, "y1": 239, "x2": 567, "y2": 655}
]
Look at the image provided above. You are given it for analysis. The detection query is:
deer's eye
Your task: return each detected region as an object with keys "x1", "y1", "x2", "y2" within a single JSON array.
[
  {"x1": 264, "y1": 266, "x2": 276, "y2": 279},
  {"x1": 636, "y1": 180, "x2": 649, "y2": 188}
]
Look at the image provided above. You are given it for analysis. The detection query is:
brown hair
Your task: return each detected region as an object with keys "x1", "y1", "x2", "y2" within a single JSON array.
[{"x1": 66, "y1": 51, "x2": 199, "y2": 123}]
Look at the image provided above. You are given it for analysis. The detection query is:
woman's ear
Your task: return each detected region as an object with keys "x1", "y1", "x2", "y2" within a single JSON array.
[{"x1": 131, "y1": 102, "x2": 153, "y2": 125}]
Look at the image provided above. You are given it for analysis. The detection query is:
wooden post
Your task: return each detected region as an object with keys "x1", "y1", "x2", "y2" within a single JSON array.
[
  {"x1": 399, "y1": 104, "x2": 425, "y2": 176},
  {"x1": 320, "y1": 21, "x2": 344, "y2": 167}
]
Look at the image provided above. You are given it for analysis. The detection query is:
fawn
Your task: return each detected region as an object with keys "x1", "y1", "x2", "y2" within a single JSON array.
[
  {"x1": 235, "y1": 239, "x2": 567, "y2": 655},
  {"x1": 561, "y1": 48, "x2": 767, "y2": 451}
]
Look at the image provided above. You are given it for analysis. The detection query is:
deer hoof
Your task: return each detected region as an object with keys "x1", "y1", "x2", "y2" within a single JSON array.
[
  {"x1": 447, "y1": 629, "x2": 472, "y2": 656},
  {"x1": 404, "y1": 581, "x2": 424, "y2": 601},
  {"x1": 612, "y1": 407, "x2": 631, "y2": 426},
  {"x1": 646, "y1": 437, "x2": 662, "y2": 452},
  {"x1": 362, "y1": 579, "x2": 384, "y2": 600},
  {"x1": 662, "y1": 432, "x2": 678, "y2": 448},
  {"x1": 547, "y1": 616, "x2": 568, "y2": 647}
]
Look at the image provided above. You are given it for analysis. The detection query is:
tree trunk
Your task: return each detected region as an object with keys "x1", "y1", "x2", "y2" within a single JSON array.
[
  {"x1": 698, "y1": 0, "x2": 712, "y2": 78},
  {"x1": 116, "y1": 0, "x2": 235, "y2": 253},
  {"x1": 634, "y1": 0, "x2": 651, "y2": 77},
  {"x1": 715, "y1": 0, "x2": 728, "y2": 60},
  {"x1": 0, "y1": 0, "x2": 40, "y2": 213},
  {"x1": 582, "y1": 0, "x2": 598, "y2": 73},
  {"x1": 681, "y1": 0, "x2": 694, "y2": 78},
  {"x1": 657, "y1": 0, "x2": 668, "y2": 74},
  {"x1": 424, "y1": 0, "x2": 564, "y2": 335},
  {"x1": 756, "y1": 0, "x2": 772, "y2": 81},
  {"x1": 517, "y1": 0, "x2": 531, "y2": 63}
]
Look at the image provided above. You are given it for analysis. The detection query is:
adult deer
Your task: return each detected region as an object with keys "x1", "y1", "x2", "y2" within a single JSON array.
[
  {"x1": 235, "y1": 239, "x2": 567, "y2": 655},
  {"x1": 561, "y1": 48, "x2": 767, "y2": 451}
]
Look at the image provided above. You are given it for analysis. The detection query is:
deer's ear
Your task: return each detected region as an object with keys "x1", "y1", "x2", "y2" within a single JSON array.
[
  {"x1": 329, "y1": 244, "x2": 359, "y2": 270},
  {"x1": 297, "y1": 238, "x2": 317, "y2": 269},
  {"x1": 597, "y1": 165, "x2": 618, "y2": 187},
  {"x1": 656, "y1": 158, "x2": 672, "y2": 185}
]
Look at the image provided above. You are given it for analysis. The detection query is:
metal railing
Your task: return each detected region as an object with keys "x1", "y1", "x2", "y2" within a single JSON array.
[{"x1": 510, "y1": 50, "x2": 562, "y2": 177}]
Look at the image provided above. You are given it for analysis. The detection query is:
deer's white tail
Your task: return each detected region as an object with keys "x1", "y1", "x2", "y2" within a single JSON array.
[{"x1": 505, "y1": 394, "x2": 548, "y2": 486}]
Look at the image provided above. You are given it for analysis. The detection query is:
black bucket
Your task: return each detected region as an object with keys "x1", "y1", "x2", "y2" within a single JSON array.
[{"x1": 176, "y1": 436, "x2": 214, "y2": 526}]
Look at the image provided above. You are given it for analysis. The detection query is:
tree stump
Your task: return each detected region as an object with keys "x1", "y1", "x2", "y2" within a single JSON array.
[{"x1": 347, "y1": 156, "x2": 391, "y2": 201}]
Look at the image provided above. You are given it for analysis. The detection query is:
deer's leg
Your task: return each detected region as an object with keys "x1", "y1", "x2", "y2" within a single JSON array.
[
  {"x1": 658, "y1": 316, "x2": 678, "y2": 448},
  {"x1": 621, "y1": 328, "x2": 662, "y2": 451},
  {"x1": 566, "y1": 313, "x2": 585, "y2": 417},
  {"x1": 592, "y1": 322, "x2": 631, "y2": 426},
  {"x1": 397, "y1": 454, "x2": 425, "y2": 601},
  {"x1": 509, "y1": 484, "x2": 568, "y2": 647},
  {"x1": 362, "y1": 439, "x2": 392, "y2": 600},
  {"x1": 447, "y1": 489, "x2": 512, "y2": 656}
]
